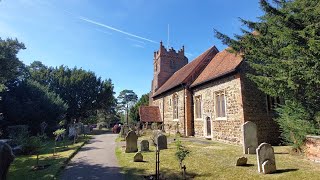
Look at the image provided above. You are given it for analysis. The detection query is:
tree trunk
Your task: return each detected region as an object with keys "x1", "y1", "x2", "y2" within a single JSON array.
[{"x1": 126, "y1": 103, "x2": 129, "y2": 125}]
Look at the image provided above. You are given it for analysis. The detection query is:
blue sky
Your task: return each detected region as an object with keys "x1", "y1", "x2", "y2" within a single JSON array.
[{"x1": 0, "y1": 0, "x2": 262, "y2": 98}]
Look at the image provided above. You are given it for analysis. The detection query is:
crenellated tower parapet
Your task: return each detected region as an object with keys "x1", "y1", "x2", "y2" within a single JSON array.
[{"x1": 151, "y1": 41, "x2": 188, "y2": 96}]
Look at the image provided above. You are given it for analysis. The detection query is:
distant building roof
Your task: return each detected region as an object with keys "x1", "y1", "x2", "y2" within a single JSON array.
[
  {"x1": 191, "y1": 48, "x2": 243, "y2": 88},
  {"x1": 152, "y1": 46, "x2": 219, "y2": 97},
  {"x1": 139, "y1": 106, "x2": 162, "y2": 123}
]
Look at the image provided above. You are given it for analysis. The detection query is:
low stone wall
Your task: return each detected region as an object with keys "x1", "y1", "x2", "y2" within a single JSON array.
[{"x1": 305, "y1": 135, "x2": 320, "y2": 163}]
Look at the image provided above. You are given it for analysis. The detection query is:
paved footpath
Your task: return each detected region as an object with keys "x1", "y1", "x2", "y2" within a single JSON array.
[{"x1": 60, "y1": 133, "x2": 124, "y2": 180}]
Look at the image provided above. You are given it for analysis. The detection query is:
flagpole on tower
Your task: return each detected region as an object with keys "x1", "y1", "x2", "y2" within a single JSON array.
[{"x1": 167, "y1": 24, "x2": 170, "y2": 49}]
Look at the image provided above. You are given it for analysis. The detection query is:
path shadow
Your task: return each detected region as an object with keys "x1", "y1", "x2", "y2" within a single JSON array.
[
  {"x1": 86, "y1": 139, "x2": 103, "y2": 144},
  {"x1": 273, "y1": 168, "x2": 299, "y2": 174},
  {"x1": 80, "y1": 146, "x2": 102, "y2": 151},
  {"x1": 91, "y1": 129, "x2": 113, "y2": 135},
  {"x1": 61, "y1": 162, "x2": 126, "y2": 180}
]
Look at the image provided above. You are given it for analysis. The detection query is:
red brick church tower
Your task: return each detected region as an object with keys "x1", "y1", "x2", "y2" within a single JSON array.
[{"x1": 150, "y1": 42, "x2": 188, "y2": 105}]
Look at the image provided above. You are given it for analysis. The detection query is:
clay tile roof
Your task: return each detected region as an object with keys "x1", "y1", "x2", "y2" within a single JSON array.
[
  {"x1": 153, "y1": 46, "x2": 219, "y2": 97},
  {"x1": 191, "y1": 49, "x2": 243, "y2": 87},
  {"x1": 139, "y1": 106, "x2": 162, "y2": 123}
]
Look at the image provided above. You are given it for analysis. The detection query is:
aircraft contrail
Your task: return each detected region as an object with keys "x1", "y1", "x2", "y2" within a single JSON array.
[{"x1": 78, "y1": 16, "x2": 157, "y2": 44}]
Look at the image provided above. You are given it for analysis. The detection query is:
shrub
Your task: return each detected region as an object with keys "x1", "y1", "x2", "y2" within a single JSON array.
[
  {"x1": 151, "y1": 123, "x2": 158, "y2": 130},
  {"x1": 276, "y1": 100, "x2": 318, "y2": 152},
  {"x1": 23, "y1": 136, "x2": 43, "y2": 155},
  {"x1": 8, "y1": 125, "x2": 29, "y2": 146},
  {"x1": 175, "y1": 139, "x2": 190, "y2": 167}
]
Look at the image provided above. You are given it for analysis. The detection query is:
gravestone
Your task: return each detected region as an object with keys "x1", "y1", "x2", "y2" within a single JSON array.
[
  {"x1": 235, "y1": 156, "x2": 248, "y2": 166},
  {"x1": 68, "y1": 125, "x2": 76, "y2": 139},
  {"x1": 157, "y1": 134, "x2": 167, "y2": 150},
  {"x1": 262, "y1": 160, "x2": 277, "y2": 174},
  {"x1": 0, "y1": 142, "x2": 15, "y2": 180},
  {"x1": 133, "y1": 152, "x2": 143, "y2": 162},
  {"x1": 242, "y1": 121, "x2": 258, "y2": 154},
  {"x1": 84, "y1": 125, "x2": 91, "y2": 134},
  {"x1": 140, "y1": 140, "x2": 149, "y2": 151},
  {"x1": 120, "y1": 125, "x2": 130, "y2": 138},
  {"x1": 152, "y1": 130, "x2": 162, "y2": 145},
  {"x1": 256, "y1": 143, "x2": 276, "y2": 174},
  {"x1": 125, "y1": 131, "x2": 138, "y2": 153}
]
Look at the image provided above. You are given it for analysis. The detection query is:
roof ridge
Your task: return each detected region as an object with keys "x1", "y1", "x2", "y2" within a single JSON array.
[
  {"x1": 190, "y1": 48, "x2": 243, "y2": 88},
  {"x1": 181, "y1": 46, "x2": 218, "y2": 83}
]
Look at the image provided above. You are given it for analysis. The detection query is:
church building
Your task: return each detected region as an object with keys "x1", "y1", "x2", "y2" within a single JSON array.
[{"x1": 148, "y1": 42, "x2": 280, "y2": 145}]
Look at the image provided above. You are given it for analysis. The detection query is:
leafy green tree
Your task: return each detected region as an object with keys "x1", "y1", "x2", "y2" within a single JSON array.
[
  {"x1": 215, "y1": 0, "x2": 320, "y2": 147},
  {"x1": 0, "y1": 38, "x2": 25, "y2": 92},
  {"x1": 117, "y1": 90, "x2": 138, "y2": 124},
  {"x1": 276, "y1": 100, "x2": 318, "y2": 152},
  {"x1": 28, "y1": 63, "x2": 117, "y2": 123},
  {"x1": 96, "y1": 79, "x2": 117, "y2": 126},
  {"x1": 2, "y1": 80, "x2": 67, "y2": 134},
  {"x1": 129, "y1": 93, "x2": 149, "y2": 122}
]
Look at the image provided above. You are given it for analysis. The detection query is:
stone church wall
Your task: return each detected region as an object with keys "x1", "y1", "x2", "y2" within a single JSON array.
[
  {"x1": 153, "y1": 88, "x2": 187, "y2": 136},
  {"x1": 192, "y1": 74, "x2": 244, "y2": 144},
  {"x1": 240, "y1": 70, "x2": 280, "y2": 145}
]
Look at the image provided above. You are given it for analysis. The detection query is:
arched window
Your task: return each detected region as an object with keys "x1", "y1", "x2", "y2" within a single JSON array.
[{"x1": 173, "y1": 94, "x2": 179, "y2": 119}]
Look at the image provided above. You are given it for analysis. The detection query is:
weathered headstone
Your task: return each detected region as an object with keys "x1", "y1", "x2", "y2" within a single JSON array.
[
  {"x1": 152, "y1": 130, "x2": 162, "y2": 145},
  {"x1": 157, "y1": 134, "x2": 167, "y2": 150},
  {"x1": 0, "y1": 142, "x2": 15, "y2": 180},
  {"x1": 242, "y1": 121, "x2": 258, "y2": 154},
  {"x1": 120, "y1": 125, "x2": 130, "y2": 138},
  {"x1": 125, "y1": 131, "x2": 138, "y2": 153},
  {"x1": 68, "y1": 125, "x2": 76, "y2": 139},
  {"x1": 256, "y1": 143, "x2": 276, "y2": 174},
  {"x1": 83, "y1": 125, "x2": 91, "y2": 134},
  {"x1": 133, "y1": 152, "x2": 143, "y2": 162},
  {"x1": 140, "y1": 140, "x2": 149, "y2": 151},
  {"x1": 235, "y1": 156, "x2": 248, "y2": 166},
  {"x1": 262, "y1": 160, "x2": 277, "y2": 174}
]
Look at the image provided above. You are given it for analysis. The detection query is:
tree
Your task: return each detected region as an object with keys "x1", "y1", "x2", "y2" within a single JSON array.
[
  {"x1": 129, "y1": 93, "x2": 149, "y2": 121},
  {"x1": 96, "y1": 79, "x2": 117, "y2": 126},
  {"x1": 0, "y1": 38, "x2": 25, "y2": 92},
  {"x1": 2, "y1": 80, "x2": 67, "y2": 134},
  {"x1": 215, "y1": 0, "x2": 320, "y2": 148},
  {"x1": 28, "y1": 63, "x2": 116, "y2": 123},
  {"x1": 117, "y1": 90, "x2": 138, "y2": 124}
]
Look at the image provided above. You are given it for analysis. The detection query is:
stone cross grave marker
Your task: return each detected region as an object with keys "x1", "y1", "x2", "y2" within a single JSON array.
[
  {"x1": 256, "y1": 143, "x2": 277, "y2": 174},
  {"x1": 0, "y1": 142, "x2": 15, "y2": 180},
  {"x1": 140, "y1": 140, "x2": 149, "y2": 151},
  {"x1": 242, "y1": 121, "x2": 258, "y2": 154},
  {"x1": 125, "y1": 130, "x2": 138, "y2": 153},
  {"x1": 157, "y1": 134, "x2": 167, "y2": 150}
]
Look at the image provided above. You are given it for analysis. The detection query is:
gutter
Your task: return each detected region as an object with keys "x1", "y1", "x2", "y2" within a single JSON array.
[{"x1": 182, "y1": 83, "x2": 186, "y2": 136}]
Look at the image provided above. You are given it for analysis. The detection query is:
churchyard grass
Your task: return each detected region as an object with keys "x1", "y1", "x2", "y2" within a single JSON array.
[
  {"x1": 8, "y1": 135, "x2": 91, "y2": 180},
  {"x1": 116, "y1": 135, "x2": 320, "y2": 179}
]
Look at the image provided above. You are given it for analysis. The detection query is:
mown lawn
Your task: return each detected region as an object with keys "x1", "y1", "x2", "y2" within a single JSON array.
[
  {"x1": 116, "y1": 135, "x2": 320, "y2": 180},
  {"x1": 8, "y1": 135, "x2": 91, "y2": 180}
]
